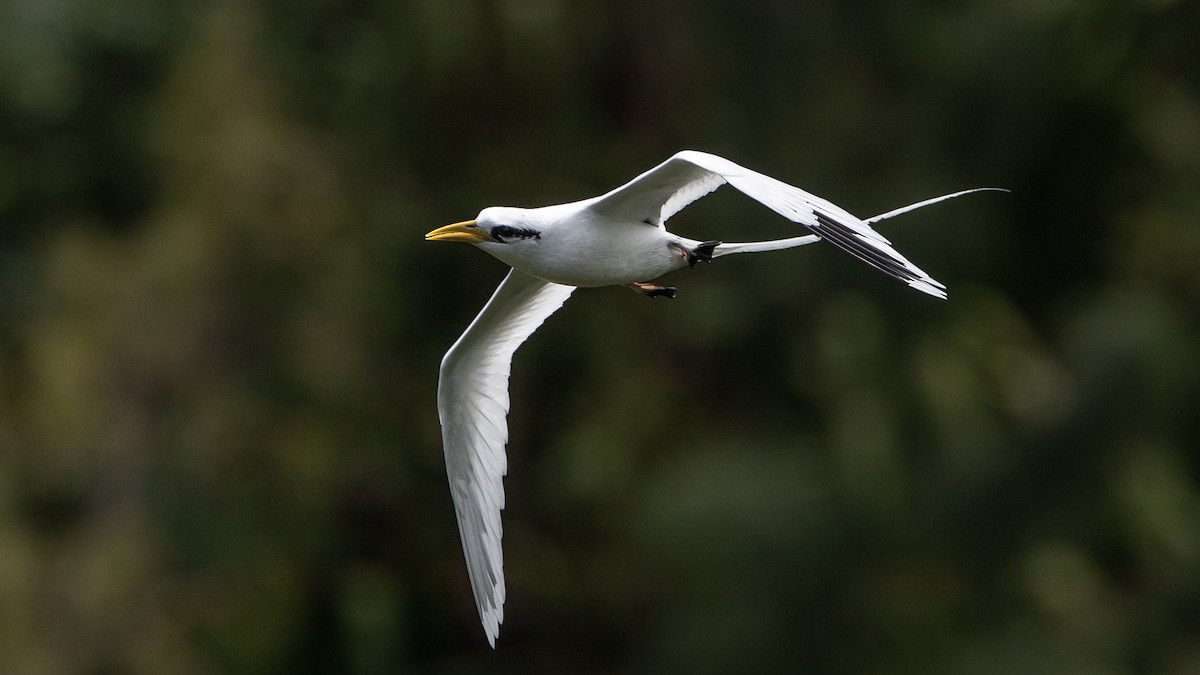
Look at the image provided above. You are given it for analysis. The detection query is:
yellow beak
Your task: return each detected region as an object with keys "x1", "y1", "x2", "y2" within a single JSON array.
[{"x1": 425, "y1": 219, "x2": 492, "y2": 244}]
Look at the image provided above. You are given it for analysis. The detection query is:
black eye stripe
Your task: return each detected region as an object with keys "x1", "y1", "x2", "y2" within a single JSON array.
[{"x1": 490, "y1": 225, "x2": 541, "y2": 243}]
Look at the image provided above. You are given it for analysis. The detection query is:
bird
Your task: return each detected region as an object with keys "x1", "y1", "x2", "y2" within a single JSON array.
[{"x1": 425, "y1": 150, "x2": 1002, "y2": 646}]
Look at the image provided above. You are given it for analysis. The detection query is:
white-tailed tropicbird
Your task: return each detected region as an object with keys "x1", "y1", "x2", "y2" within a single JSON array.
[{"x1": 425, "y1": 150, "x2": 1001, "y2": 646}]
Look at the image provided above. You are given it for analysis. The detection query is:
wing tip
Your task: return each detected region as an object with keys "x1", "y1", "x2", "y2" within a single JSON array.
[
  {"x1": 908, "y1": 278, "x2": 948, "y2": 299},
  {"x1": 481, "y1": 606, "x2": 503, "y2": 648}
]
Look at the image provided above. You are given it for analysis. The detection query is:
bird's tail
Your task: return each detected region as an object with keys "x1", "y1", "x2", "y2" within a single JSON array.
[
  {"x1": 864, "y1": 187, "x2": 1009, "y2": 225},
  {"x1": 711, "y1": 187, "x2": 1007, "y2": 259},
  {"x1": 711, "y1": 235, "x2": 820, "y2": 258}
]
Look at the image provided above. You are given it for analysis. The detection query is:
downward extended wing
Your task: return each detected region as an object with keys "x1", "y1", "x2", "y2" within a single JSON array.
[
  {"x1": 591, "y1": 150, "x2": 948, "y2": 298},
  {"x1": 437, "y1": 269, "x2": 575, "y2": 646}
]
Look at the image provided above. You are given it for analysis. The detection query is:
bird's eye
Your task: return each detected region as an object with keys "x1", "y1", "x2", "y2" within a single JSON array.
[{"x1": 489, "y1": 225, "x2": 540, "y2": 243}]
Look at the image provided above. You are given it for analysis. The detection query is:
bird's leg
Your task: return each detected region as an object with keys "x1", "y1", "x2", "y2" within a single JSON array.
[
  {"x1": 626, "y1": 282, "x2": 676, "y2": 299},
  {"x1": 669, "y1": 241, "x2": 722, "y2": 268}
]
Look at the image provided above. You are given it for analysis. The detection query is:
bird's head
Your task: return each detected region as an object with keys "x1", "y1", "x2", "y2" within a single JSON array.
[{"x1": 426, "y1": 207, "x2": 543, "y2": 247}]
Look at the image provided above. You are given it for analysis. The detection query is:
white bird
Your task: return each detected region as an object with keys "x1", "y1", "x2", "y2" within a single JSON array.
[{"x1": 426, "y1": 150, "x2": 1001, "y2": 646}]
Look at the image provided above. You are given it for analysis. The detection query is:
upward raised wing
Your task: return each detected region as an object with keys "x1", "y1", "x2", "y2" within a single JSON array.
[
  {"x1": 589, "y1": 153, "x2": 728, "y2": 227},
  {"x1": 589, "y1": 150, "x2": 948, "y2": 299},
  {"x1": 437, "y1": 269, "x2": 575, "y2": 647}
]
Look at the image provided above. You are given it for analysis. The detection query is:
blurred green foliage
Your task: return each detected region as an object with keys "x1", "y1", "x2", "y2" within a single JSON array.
[{"x1": 1, "y1": 0, "x2": 1199, "y2": 672}]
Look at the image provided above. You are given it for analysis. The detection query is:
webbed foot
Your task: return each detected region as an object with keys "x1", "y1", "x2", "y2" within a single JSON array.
[
  {"x1": 689, "y1": 240, "x2": 720, "y2": 266},
  {"x1": 670, "y1": 241, "x2": 722, "y2": 268},
  {"x1": 626, "y1": 282, "x2": 677, "y2": 299}
]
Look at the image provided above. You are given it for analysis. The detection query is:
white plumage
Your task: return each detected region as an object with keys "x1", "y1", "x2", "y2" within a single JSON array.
[{"x1": 426, "y1": 150, "x2": 1001, "y2": 645}]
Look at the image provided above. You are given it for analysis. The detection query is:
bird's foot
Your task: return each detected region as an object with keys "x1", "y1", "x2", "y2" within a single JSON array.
[
  {"x1": 626, "y1": 282, "x2": 676, "y2": 299},
  {"x1": 671, "y1": 241, "x2": 722, "y2": 268}
]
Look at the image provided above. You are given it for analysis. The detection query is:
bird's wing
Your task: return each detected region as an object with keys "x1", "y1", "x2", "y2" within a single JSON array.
[
  {"x1": 437, "y1": 269, "x2": 575, "y2": 646},
  {"x1": 591, "y1": 150, "x2": 947, "y2": 298},
  {"x1": 588, "y1": 152, "x2": 728, "y2": 227}
]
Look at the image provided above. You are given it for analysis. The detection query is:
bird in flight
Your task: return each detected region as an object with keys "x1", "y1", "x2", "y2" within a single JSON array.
[{"x1": 426, "y1": 150, "x2": 1001, "y2": 646}]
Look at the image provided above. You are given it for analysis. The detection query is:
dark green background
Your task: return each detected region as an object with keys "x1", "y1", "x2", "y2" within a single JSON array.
[{"x1": 2, "y1": 1, "x2": 1198, "y2": 672}]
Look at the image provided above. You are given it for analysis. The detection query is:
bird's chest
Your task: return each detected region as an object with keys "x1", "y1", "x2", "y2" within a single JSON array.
[{"x1": 482, "y1": 225, "x2": 682, "y2": 287}]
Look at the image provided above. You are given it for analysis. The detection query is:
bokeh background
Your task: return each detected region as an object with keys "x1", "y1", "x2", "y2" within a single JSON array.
[{"x1": 2, "y1": 0, "x2": 1199, "y2": 672}]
